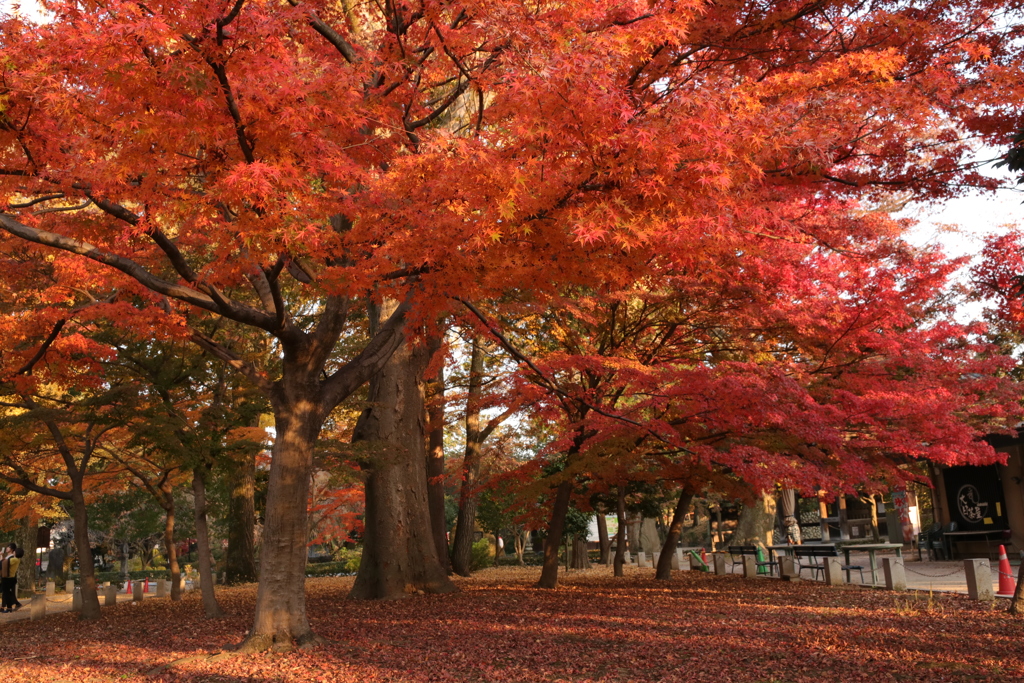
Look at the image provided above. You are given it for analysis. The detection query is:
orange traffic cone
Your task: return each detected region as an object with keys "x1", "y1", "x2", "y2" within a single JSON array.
[
  {"x1": 700, "y1": 548, "x2": 708, "y2": 565},
  {"x1": 997, "y1": 545, "x2": 1016, "y2": 596}
]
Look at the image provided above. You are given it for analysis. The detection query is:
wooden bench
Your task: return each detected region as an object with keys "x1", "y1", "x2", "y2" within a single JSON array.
[
  {"x1": 793, "y1": 545, "x2": 864, "y2": 582},
  {"x1": 727, "y1": 545, "x2": 777, "y2": 576}
]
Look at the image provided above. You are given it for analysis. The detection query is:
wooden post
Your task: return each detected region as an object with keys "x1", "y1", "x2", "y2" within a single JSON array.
[
  {"x1": 822, "y1": 557, "x2": 844, "y2": 586},
  {"x1": 30, "y1": 593, "x2": 45, "y2": 621},
  {"x1": 965, "y1": 559, "x2": 994, "y2": 601},
  {"x1": 883, "y1": 557, "x2": 907, "y2": 591},
  {"x1": 838, "y1": 496, "x2": 850, "y2": 541}
]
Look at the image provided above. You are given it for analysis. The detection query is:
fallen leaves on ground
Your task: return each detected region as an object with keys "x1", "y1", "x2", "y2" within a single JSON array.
[{"x1": 0, "y1": 566, "x2": 1021, "y2": 682}]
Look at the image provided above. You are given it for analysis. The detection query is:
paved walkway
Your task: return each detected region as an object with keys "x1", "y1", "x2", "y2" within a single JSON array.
[{"x1": 0, "y1": 586, "x2": 173, "y2": 624}]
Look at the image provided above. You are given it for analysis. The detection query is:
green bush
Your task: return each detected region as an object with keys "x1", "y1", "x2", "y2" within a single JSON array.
[
  {"x1": 305, "y1": 549, "x2": 361, "y2": 577},
  {"x1": 470, "y1": 538, "x2": 492, "y2": 571}
]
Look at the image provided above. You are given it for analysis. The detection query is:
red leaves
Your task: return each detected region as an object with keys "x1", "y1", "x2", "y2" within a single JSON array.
[{"x1": 1, "y1": 571, "x2": 1021, "y2": 682}]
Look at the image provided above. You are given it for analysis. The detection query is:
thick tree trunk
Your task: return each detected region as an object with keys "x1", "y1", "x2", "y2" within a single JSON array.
[
  {"x1": 570, "y1": 535, "x2": 591, "y2": 570},
  {"x1": 613, "y1": 485, "x2": 626, "y2": 577},
  {"x1": 225, "y1": 446, "x2": 258, "y2": 584},
  {"x1": 193, "y1": 466, "x2": 224, "y2": 617},
  {"x1": 160, "y1": 484, "x2": 181, "y2": 601},
  {"x1": 70, "y1": 483, "x2": 100, "y2": 619},
  {"x1": 425, "y1": 362, "x2": 450, "y2": 575},
  {"x1": 241, "y1": 387, "x2": 323, "y2": 652},
  {"x1": 596, "y1": 512, "x2": 610, "y2": 565},
  {"x1": 451, "y1": 338, "x2": 486, "y2": 577},
  {"x1": 538, "y1": 480, "x2": 573, "y2": 589},
  {"x1": 732, "y1": 492, "x2": 777, "y2": 547},
  {"x1": 656, "y1": 490, "x2": 694, "y2": 580},
  {"x1": 18, "y1": 515, "x2": 37, "y2": 593},
  {"x1": 349, "y1": 328, "x2": 456, "y2": 600},
  {"x1": 1010, "y1": 558, "x2": 1024, "y2": 615}
]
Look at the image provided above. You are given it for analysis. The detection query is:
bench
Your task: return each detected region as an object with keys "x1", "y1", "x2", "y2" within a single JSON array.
[
  {"x1": 727, "y1": 545, "x2": 778, "y2": 576},
  {"x1": 793, "y1": 545, "x2": 864, "y2": 583}
]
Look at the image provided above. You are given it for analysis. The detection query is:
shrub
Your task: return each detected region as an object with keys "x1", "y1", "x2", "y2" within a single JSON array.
[{"x1": 470, "y1": 538, "x2": 492, "y2": 571}]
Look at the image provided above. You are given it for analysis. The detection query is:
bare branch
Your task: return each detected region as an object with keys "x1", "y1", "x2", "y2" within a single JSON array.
[
  {"x1": 14, "y1": 318, "x2": 66, "y2": 376},
  {"x1": 189, "y1": 331, "x2": 274, "y2": 394}
]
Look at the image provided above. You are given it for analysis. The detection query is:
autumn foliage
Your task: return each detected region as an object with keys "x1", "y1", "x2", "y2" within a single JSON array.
[{"x1": 3, "y1": 0, "x2": 1024, "y2": 651}]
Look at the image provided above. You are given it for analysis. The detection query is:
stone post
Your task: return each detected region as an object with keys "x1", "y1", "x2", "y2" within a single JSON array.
[
  {"x1": 638, "y1": 552, "x2": 650, "y2": 568},
  {"x1": 780, "y1": 556, "x2": 800, "y2": 581},
  {"x1": 713, "y1": 554, "x2": 727, "y2": 575},
  {"x1": 742, "y1": 556, "x2": 757, "y2": 578},
  {"x1": 156, "y1": 579, "x2": 167, "y2": 598},
  {"x1": 132, "y1": 580, "x2": 143, "y2": 602},
  {"x1": 652, "y1": 552, "x2": 660, "y2": 567},
  {"x1": 45, "y1": 581, "x2": 55, "y2": 596},
  {"x1": 822, "y1": 557, "x2": 844, "y2": 586},
  {"x1": 670, "y1": 550, "x2": 680, "y2": 570},
  {"x1": 965, "y1": 559, "x2": 994, "y2": 601},
  {"x1": 30, "y1": 593, "x2": 45, "y2": 621},
  {"x1": 104, "y1": 585, "x2": 117, "y2": 606},
  {"x1": 883, "y1": 557, "x2": 907, "y2": 591},
  {"x1": 72, "y1": 587, "x2": 82, "y2": 612},
  {"x1": 65, "y1": 579, "x2": 74, "y2": 593},
  {"x1": 623, "y1": 550, "x2": 630, "y2": 564}
]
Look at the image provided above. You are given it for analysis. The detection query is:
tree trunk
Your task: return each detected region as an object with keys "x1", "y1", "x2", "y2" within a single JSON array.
[
  {"x1": 570, "y1": 535, "x2": 591, "y2": 570},
  {"x1": 514, "y1": 528, "x2": 526, "y2": 565},
  {"x1": 613, "y1": 485, "x2": 626, "y2": 577},
  {"x1": 1009, "y1": 557, "x2": 1024, "y2": 615},
  {"x1": 656, "y1": 490, "x2": 694, "y2": 580},
  {"x1": 596, "y1": 512, "x2": 610, "y2": 565},
  {"x1": 18, "y1": 515, "x2": 37, "y2": 593},
  {"x1": 537, "y1": 480, "x2": 573, "y2": 589},
  {"x1": 241, "y1": 386, "x2": 323, "y2": 652},
  {"x1": 451, "y1": 337, "x2": 486, "y2": 577},
  {"x1": 425, "y1": 361, "x2": 450, "y2": 575},
  {"x1": 732, "y1": 492, "x2": 777, "y2": 547},
  {"x1": 349, "y1": 327, "x2": 456, "y2": 600},
  {"x1": 192, "y1": 466, "x2": 224, "y2": 617},
  {"x1": 225, "y1": 445, "x2": 258, "y2": 584},
  {"x1": 160, "y1": 483, "x2": 181, "y2": 601},
  {"x1": 70, "y1": 482, "x2": 100, "y2": 619}
]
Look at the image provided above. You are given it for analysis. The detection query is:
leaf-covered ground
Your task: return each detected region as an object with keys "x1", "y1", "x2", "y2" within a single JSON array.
[{"x1": 0, "y1": 566, "x2": 1021, "y2": 682}]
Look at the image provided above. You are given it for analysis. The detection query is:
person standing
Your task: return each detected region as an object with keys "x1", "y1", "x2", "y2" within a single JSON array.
[{"x1": 1, "y1": 544, "x2": 23, "y2": 612}]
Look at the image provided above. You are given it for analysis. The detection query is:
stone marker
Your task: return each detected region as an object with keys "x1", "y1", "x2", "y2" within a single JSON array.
[
  {"x1": 72, "y1": 587, "x2": 82, "y2": 612},
  {"x1": 65, "y1": 579, "x2": 74, "y2": 593},
  {"x1": 102, "y1": 581, "x2": 110, "y2": 587},
  {"x1": 132, "y1": 580, "x2": 144, "y2": 602},
  {"x1": 652, "y1": 552, "x2": 660, "y2": 567},
  {"x1": 156, "y1": 579, "x2": 167, "y2": 598},
  {"x1": 45, "y1": 581, "x2": 55, "y2": 596},
  {"x1": 965, "y1": 559, "x2": 994, "y2": 601},
  {"x1": 822, "y1": 557, "x2": 844, "y2": 586},
  {"x1": 637, "y1": 551, "x2": 650, "y2": 568},
  {"x1": 180, "y1": 577, "x2": 187, "y2": 593},
  {"x1": 780, "y1": 556, "x2": 800, "y2": 581},
  {"x1": 30, "y1": 593, "x2": 45, "y2": 621},
  {"x1": 883, "y1": 557, "x2": 907, "y2": 591},
  {"x1": 742, "y1": 555, "x2": 757, "y2": 578},
  {"x1": 670, "y1": 550, "x2": 681, "y2": 571},
  {"x1": 104, "y1": 585, "x2": 117, "y2": 606},
  {"x1": 713, "y1": 554, "x2": 727, "y2": 575}
]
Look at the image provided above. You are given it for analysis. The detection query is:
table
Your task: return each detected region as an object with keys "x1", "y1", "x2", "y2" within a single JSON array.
[
  {"x1": 942, "y1": 530, "x2": 1008, "y2": 560},
  {"x1": 840, "y1": 543, "x2": 903, "y2": 585}
]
